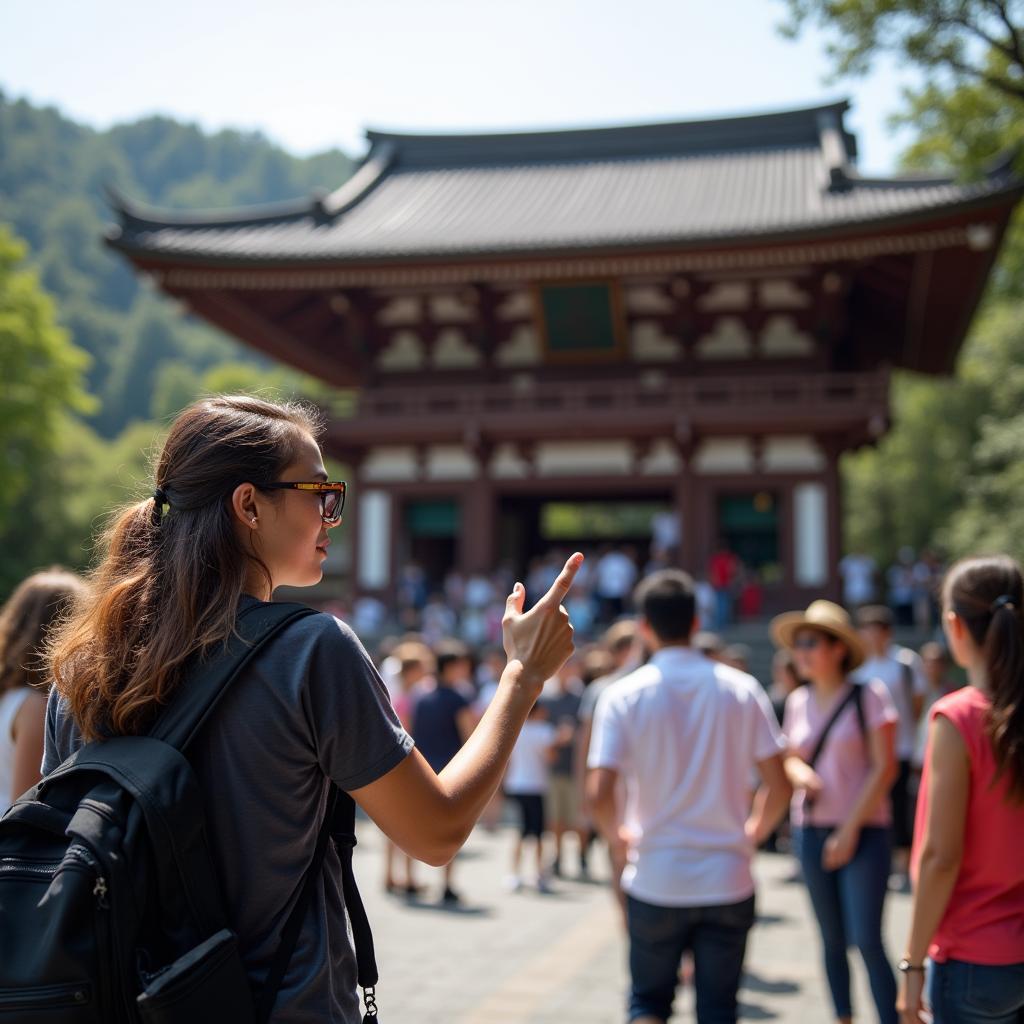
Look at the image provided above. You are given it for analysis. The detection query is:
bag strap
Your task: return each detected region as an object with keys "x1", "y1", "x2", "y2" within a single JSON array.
[
  {"x1": 151, "y1": 601, "x2": 318, "y2": 751},
  {"x1": 254, "y1": 788, "x2": 379, "y2": 1024},
  {"x1": 332, "y1": 790, "x2": 380, "y2": 1020},
  {"x1": 807, "y1": 683, "x2": 862, "y2": 771}
]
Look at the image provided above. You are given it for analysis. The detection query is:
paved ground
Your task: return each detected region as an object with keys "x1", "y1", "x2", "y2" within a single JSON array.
[{"x1": 352, "y1": 820, "x2": 911, "y2": 1023}]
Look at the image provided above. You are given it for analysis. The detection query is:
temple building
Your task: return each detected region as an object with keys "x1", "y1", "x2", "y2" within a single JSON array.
[{"x1": 107, "y1": 101, "x2": 1021, "y2": 610}]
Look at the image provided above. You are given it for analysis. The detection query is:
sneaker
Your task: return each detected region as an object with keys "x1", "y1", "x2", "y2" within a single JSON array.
[
  {"x1": 537, "y1": 875, "x2": 554, "y2": 894},
  {"x1": 503, "y1": 874, "x2": 523, "y2": 893},
  {"x1": 441, "y1": 886, "x2": 461, "y2": 905}
]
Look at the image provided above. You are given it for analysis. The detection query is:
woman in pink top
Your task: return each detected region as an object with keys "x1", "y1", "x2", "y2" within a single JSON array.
[
  {"x1": 773, "y1": 600, "x2": 899, "y2": 1024},
  {"x1": 899, "y1": 555, "x2": 1024, "y2": 1023}
]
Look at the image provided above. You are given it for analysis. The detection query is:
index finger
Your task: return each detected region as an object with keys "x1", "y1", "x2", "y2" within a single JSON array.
[{"x1": 535, "y1": 552, "x2": 584, "y2": 610}]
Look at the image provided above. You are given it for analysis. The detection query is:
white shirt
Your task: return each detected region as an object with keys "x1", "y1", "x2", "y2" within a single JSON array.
[
  {"x1": 839, "y1": 554, "x2": 876, "y2": 605},
  {"x1": 588, "y1": 648, "x2": 785, "y2": 907},
  {"x1": 853, "y1": 645, "x2": 927, "y2": 759},
  {"x1": 505, "y1": 720, "x2": 555, "y2": 794},
  {"x1": 0, "y1": 688, "x2": 32, "y2": 812},
  {"x1": 595, "y1": 552, "x2": 638, "y2": 598}
]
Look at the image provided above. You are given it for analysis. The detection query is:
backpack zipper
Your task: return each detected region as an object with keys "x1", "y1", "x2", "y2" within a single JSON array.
[{"x1": 0, "y1": 981, "x2": 91, "y2": 1009}]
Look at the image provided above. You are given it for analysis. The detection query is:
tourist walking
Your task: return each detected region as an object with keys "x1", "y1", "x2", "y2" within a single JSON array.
[
  {"x1": 854, "y1": 605, "x2": 927, "y2": 889},
  {"x1": 382, "y1": 641, "x2": 432, "y2": 898},
  {"x1": 38, "y1": 395, "x2": 581, "y2": 1023},
  {"x1": 541, "y1": 658, "x2": 584, "y2": 878},
  {"x1": 0, "y1": 568, "x2": 86, "y2": 812},
  {"x1": 503, "y1": 702, "x2": 562, "y2": 893},
  {"x1": 773, "y1": 600, "x2": 900, "y2": 1024},
  {"x1": 898, "y1": 555, "x2": 1024, "y2": 1024},
  {"x1": 588, "y1": 570, "x2": 791, "y2": 1024},
  {"x1": 411, "y1": 640, "x2": 477, "y2": 904}
]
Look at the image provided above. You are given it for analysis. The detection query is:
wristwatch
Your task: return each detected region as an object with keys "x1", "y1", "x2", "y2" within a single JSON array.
[{"x1": 897, "y1": 959, "x2": 926, "y2": 973}]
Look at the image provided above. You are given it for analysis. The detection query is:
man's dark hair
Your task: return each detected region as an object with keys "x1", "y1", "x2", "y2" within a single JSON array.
[
  {"x1": 633, "y1": 570, "x2": 696, "y2": 643},
  {"x1": 434, "y1": 639, "x2": 471, "y2": 679}
]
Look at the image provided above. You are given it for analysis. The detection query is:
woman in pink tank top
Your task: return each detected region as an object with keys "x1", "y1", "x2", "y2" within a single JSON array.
[{"x1": 899, "y1": 555, "x2": 1024, "y2": 1023}]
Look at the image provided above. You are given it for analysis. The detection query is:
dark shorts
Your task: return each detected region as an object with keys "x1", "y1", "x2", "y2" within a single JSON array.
[{"x1": 508, "y1": 792, "x2": 545, "y2": 838}]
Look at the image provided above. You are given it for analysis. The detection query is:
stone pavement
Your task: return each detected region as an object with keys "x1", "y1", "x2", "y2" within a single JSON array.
[{"x1": 353, "y1": 821, "x2": 911, "y2": 1023}]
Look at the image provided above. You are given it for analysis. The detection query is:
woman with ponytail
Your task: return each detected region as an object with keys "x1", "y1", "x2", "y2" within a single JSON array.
[
  {"x1": 43, "y1": 395, "x2": 581, "y2": 1023},
  {"x1": 898, "y1": 555, "x2": 1024, "y2": 1023}
]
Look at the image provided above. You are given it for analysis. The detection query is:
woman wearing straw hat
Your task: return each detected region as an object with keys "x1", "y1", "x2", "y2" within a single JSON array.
[{"x1": 773, "y1": 600, "x2": 900, "y2": 1024}]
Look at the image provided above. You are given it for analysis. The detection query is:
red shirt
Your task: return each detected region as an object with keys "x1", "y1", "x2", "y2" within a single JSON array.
[
  {"x1": 912, "y1": 686, "x2": 1024, "y2": 964},
  {"x1": 708, "y1": 552, "x2": 738, "y2": 590}
]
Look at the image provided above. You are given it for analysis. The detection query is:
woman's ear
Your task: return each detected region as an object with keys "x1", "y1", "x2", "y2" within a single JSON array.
[
  {"x1": 231, "y1": 482, "x2": 260, "y2": 529},
  {"x1": 944, "y1": 610, "x2": 971, "y2": 668}
]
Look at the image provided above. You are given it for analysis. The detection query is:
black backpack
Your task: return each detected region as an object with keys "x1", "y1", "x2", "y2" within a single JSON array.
[{"x1": 0, "y1": 601, "x2": 380, "y2": 1023}]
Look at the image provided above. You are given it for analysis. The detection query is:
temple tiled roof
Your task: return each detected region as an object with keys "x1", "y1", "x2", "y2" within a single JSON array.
[{"x1": 107, "y1": 101, "x2": 1020, "y2": 264}]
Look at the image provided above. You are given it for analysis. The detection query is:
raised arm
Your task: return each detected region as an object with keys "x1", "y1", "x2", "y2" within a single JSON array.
[{"x1": 352, "y1": 554, "x2": 582, "y2": 865}]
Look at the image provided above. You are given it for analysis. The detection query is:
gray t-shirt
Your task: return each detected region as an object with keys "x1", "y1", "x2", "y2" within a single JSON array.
[{"x1": 42, "y1": 601, "x2": 413, "y2": 1023}]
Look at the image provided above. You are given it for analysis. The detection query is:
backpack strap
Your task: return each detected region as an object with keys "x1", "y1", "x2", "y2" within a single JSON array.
[
  {"x1": 332, "y1": 790, "x2": 380, "y2": 1016},
  {"x1": 255, "y1": 787, "x2": 380, "y2": 1024},
  {"x1": 151, "y1": 602, "x2": 318, "y2": 751}
]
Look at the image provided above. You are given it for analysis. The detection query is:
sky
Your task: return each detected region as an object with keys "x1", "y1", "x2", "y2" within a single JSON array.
[{"x1": 1, "y1": 0, "x2": 920, "y2": 174}]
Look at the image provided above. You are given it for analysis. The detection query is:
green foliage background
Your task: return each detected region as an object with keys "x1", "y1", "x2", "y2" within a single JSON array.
[
  {"x1": 777, "y1": 0, "x2": 1024, "y2": 567},
  {"x1": 0, "y1": 92, "x2": 353, "y2": 594}
]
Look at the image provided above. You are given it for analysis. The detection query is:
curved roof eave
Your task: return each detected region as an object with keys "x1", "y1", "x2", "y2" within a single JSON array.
[{"x1": 106, "y1": 178, "x2": 1024, "y2": 271}]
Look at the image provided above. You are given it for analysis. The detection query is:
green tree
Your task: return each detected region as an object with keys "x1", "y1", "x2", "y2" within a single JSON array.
[
  {"x1": 781, "y1": 0, "x2": 1024, "y2": 561},
  {"x1": 942, "y1": 303, "x2": 1024, "y2": 557},
  {"x1": 779, "y1": 1, "x2": 1024, "y2": 102},
  {"x1": 0, "y1": 224, "x2": 95, "y2": 593}
]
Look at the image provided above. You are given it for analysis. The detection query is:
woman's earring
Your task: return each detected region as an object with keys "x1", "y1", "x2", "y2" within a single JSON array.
[{"x1": 250, "y1": 517, "x2": 257, "y2": 527}]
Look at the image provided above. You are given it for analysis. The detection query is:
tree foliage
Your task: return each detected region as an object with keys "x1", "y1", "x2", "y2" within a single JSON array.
[
  {"x1": 0, "y1": 92, "x2": 354, "y2": 437},
  {"x1": 782, "y1": 0, "x2": 1024, "y2": 564},
  {"x1": 0, "y1": 225, "x2": 96, "y2": 592},
  {"x1": 779, "y1": 0, "x2": 1024, "y2": 103}
]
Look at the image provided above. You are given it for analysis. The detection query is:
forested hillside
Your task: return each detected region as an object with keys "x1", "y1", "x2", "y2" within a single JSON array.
[{"x1": 0, "y1": 91, "x2": 353, "y2": 435}]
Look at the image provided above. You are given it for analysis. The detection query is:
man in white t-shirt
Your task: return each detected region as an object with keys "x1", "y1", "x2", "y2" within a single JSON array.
[{"x1": 587, "y1": 570, "x2": 791, "y2": 1024}]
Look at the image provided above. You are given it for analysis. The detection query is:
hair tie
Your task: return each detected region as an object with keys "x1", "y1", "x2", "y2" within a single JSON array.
[
  {"x1": 152, "y1": 486, "x2": 169, "y2": 525},
  {"x1": 991, "y1": 594, "x2": 1017, "y2": 614}
]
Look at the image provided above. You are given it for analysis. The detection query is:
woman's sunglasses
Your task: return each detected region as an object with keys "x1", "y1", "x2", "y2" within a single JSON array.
[
  {"x1": 792, "y1": 633, "x2": 830, "y2": 652},
  {"x1": 257, "y1": 481, "x2": 346, "y2": 525}
]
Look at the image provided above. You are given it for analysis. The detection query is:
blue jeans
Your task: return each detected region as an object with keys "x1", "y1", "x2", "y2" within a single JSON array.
[
  {"x1": 928, "y1": 959, "x2": 1024, "y2": 1023},
  {"x1": 625, "y1": 892, "x2": 755, "y2": 1023},
  {"x1": 796, "y1": 825, "x2": 897, "y2": 1023}
]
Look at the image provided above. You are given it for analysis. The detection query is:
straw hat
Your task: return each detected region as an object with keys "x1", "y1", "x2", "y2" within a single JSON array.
[{"x1": 770, "y1": 600, "x2": 866, "y2": 670}]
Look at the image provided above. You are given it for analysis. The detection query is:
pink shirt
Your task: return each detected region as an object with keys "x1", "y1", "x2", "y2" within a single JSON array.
[
  {"x1": 912, "y1": 686, "x2": 1024, "y2": 965},
  {"x1": 784, "y1": 680, "x2": 898, "y2": 828}
]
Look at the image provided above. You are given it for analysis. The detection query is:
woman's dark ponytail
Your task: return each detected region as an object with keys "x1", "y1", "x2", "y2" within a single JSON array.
[{"x1": 944, "y1": 555, "x2": 1024, "y2": 802}]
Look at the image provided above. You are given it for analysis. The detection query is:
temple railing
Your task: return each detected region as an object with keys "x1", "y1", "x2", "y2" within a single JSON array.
[{"x1": 329, "y1": 371, "x2": 890, "y2": 444}]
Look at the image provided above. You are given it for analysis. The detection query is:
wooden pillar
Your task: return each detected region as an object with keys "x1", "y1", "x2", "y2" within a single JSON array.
[
  {"x1": 457, "y1": 435, "x2": 494, "y2": 576},
  {"x1": 460, "y1": 476, "x2": 495, "y2": 576},
  {"x1": 823, "y1": 439, "x2": 844, "y2": 602},
  {"x1": 675, "y1": 432, "x2": 699, "y2": 575}
]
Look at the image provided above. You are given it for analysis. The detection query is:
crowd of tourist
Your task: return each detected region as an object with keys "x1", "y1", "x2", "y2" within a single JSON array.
[{"x1": 0, "y1": 396, "x2": 1020, "y2": 1024}]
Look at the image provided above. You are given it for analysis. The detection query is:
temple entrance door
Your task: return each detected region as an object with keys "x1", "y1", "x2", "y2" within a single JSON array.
[
  {"x1": 716, "y1": 490, "x2": 782, "y2": 583},
  {"x1": 498, "y1": 491, "x2": 673, "y2": 579},
  {"x1": 402, "y1": 498, "x2": 460, "y2": 589}
]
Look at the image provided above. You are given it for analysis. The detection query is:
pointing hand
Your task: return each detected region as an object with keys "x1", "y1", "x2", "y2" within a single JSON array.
[{"x1": 502, "y1": 553, "x2": 583, "y2": 694}]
